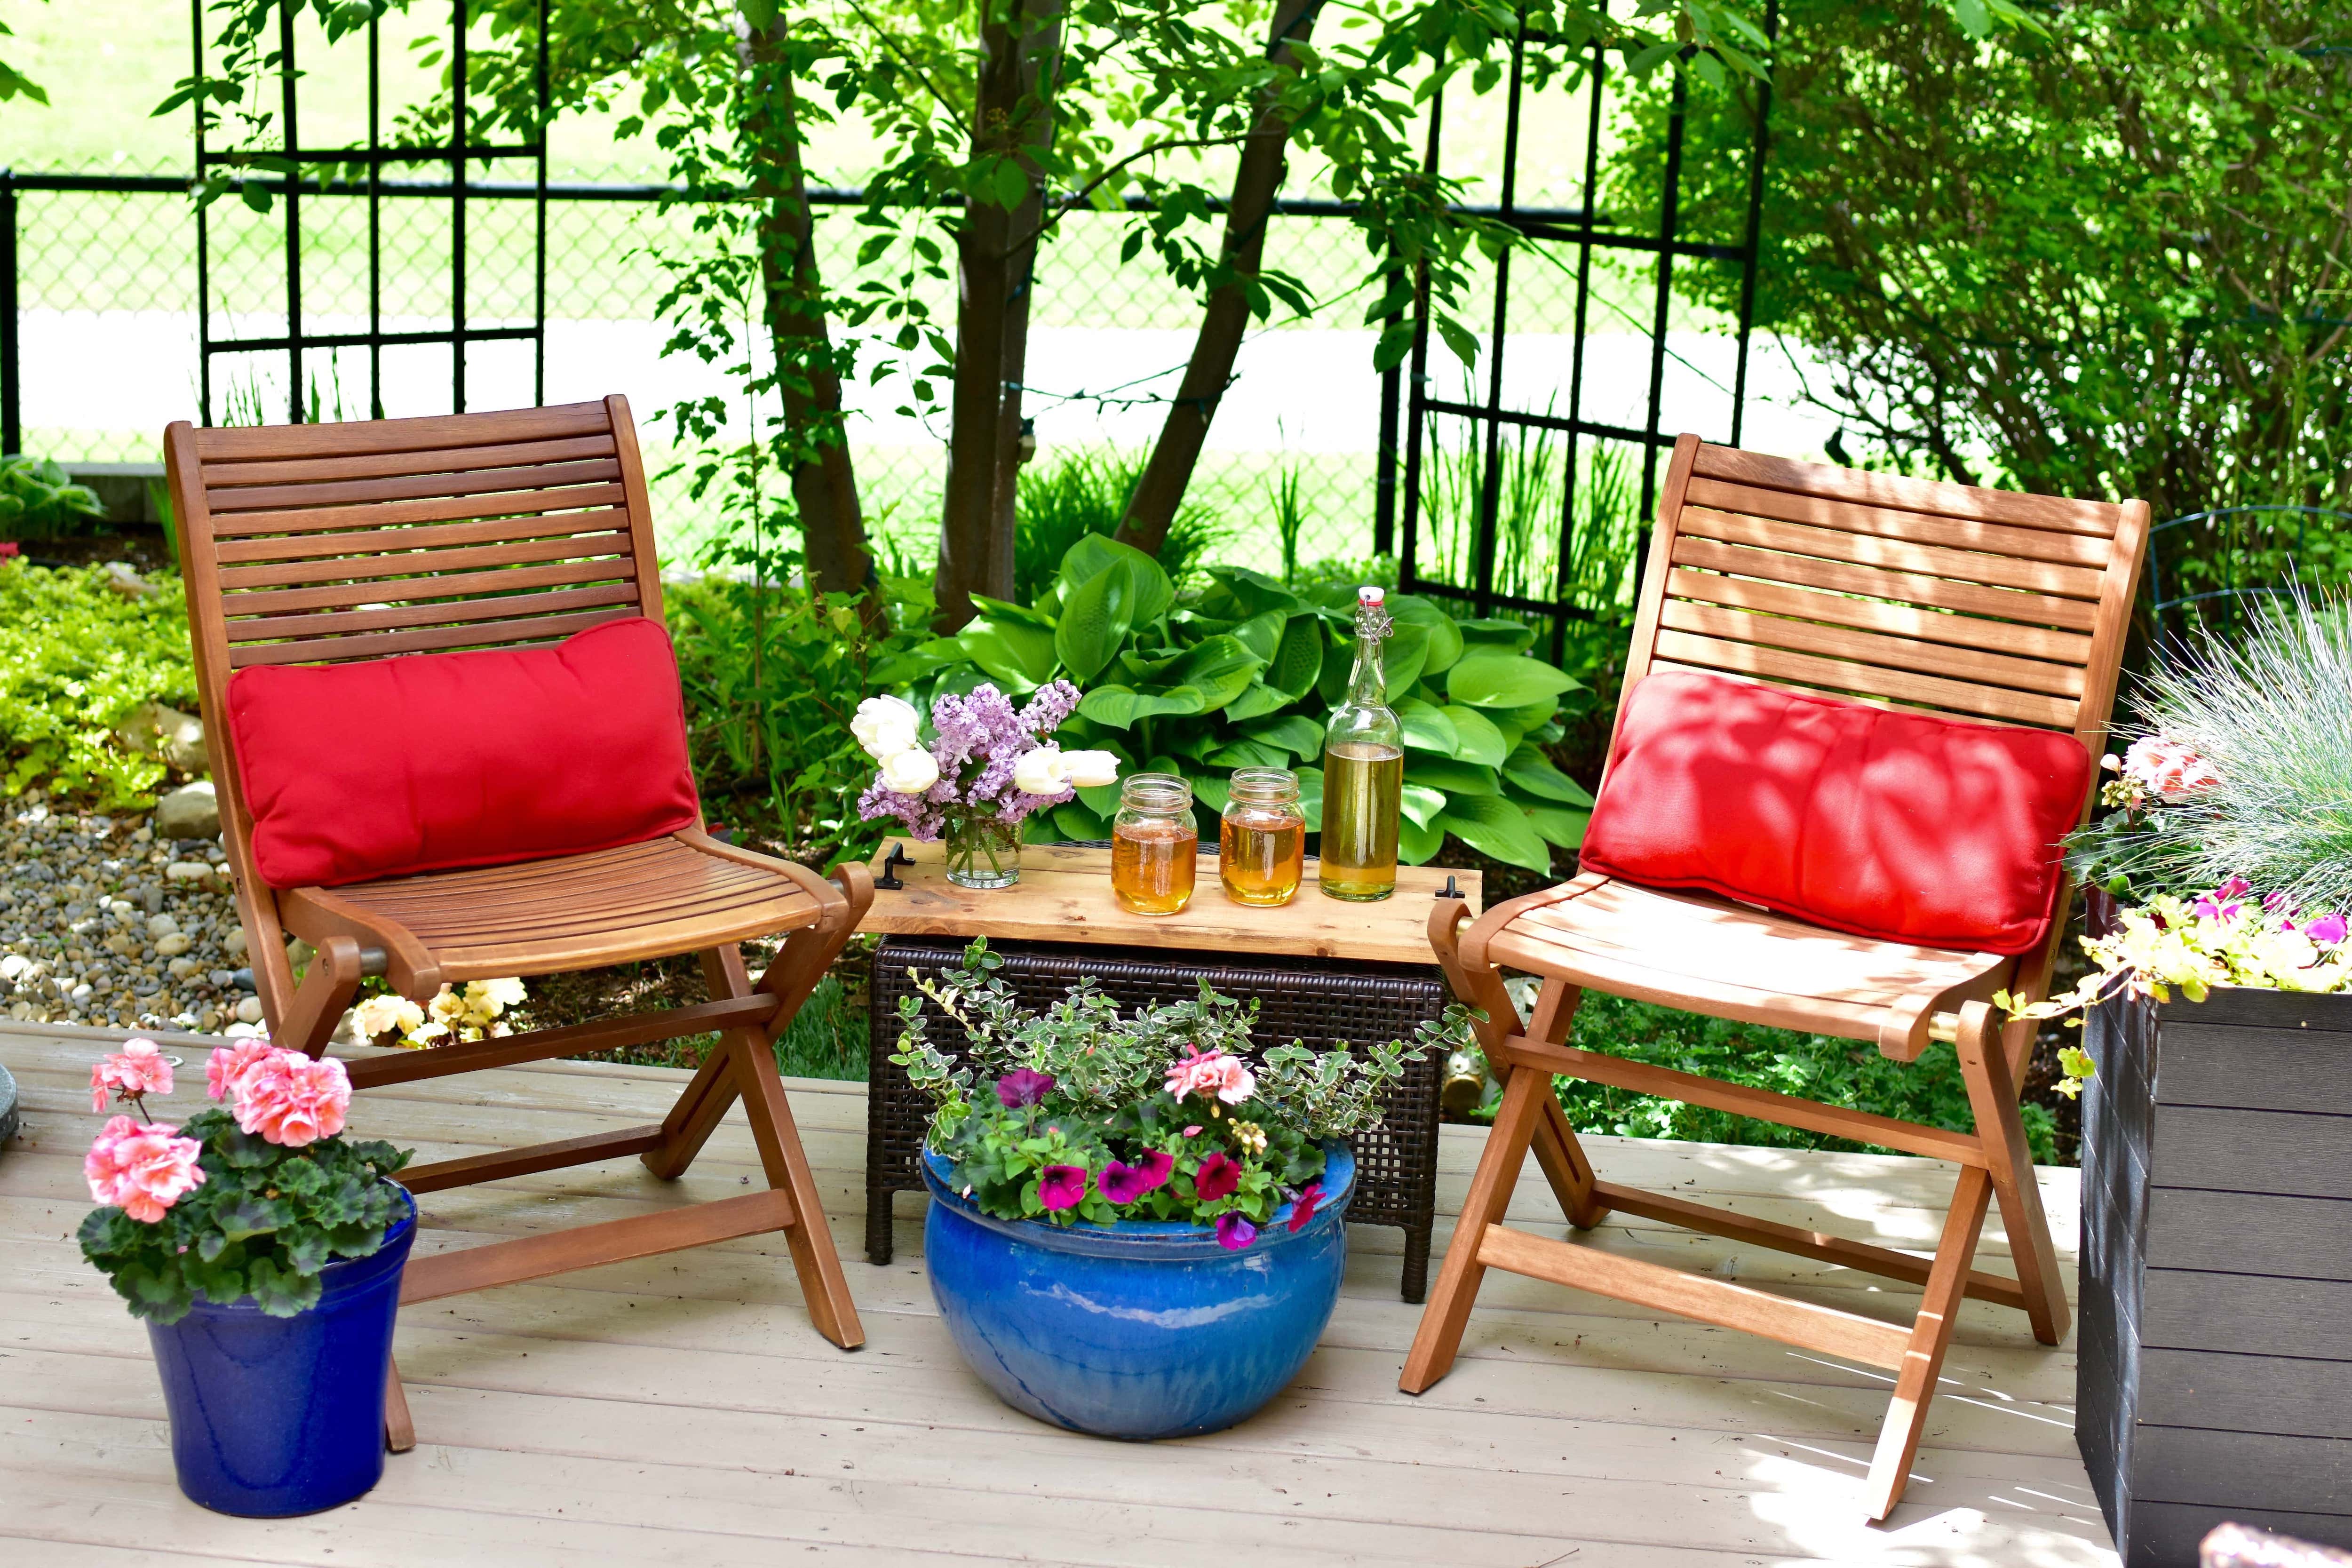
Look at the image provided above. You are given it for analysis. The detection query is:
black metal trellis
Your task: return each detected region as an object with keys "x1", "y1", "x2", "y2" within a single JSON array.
[
  {"x1": 2146, "y1": 505, "x2": 2352, "y2": 646},
  {"x1": 191, "y1": 0, "x2": 551, "y2": 427},
  {"x1": 1384, "y1": 8, "x2": 1776, "y2": 664}
]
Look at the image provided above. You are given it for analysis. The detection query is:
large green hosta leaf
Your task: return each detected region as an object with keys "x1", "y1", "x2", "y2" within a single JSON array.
[
  {"x1": 1079, "y1": 684, "x2": 1207, "y2": 728},
  {"x1": 1263, "y1": 613, "x2": 1325, "y2": 700},
  {"x1": 1515, "y1": 797, "x2": 1591, "y2": 851},
  {"x1": 1390, "y1": 595, "x2": 1465, "y2": 675},
  {"x1": 1438, "y1": 794, "x2": 1552, "y2": 873},
  {"x1": 1168, "y1": 635, "x2": 1262, "y2": 711},
  {"x1": 957, "y1": 617, "x2": 1058, "y2": 690},
  {"x1": 1501, "y1": 741, "x2": 1595, "y2": 804},
  {"x1": 1060, "y1": 535, "x2": 1173, "y2": 626},
  {"x1": 1440, "y1": 704, "x2": 1510, "y2": 767},
  {"x1": 1404, "y1": 756, "x2": 1500, "y2": 796},
  {"x1": 1239, "y1": 713, "x2": 1324, "y2": 758},
  {"x1": 1397, "y1": 696, "x2": 1458, "y2": 755},
  {"x1": 1447, "y1": 651, "x2": 1581, "y2": 708},
  {"x1": 1054, "y1": 558, "x2": 1138, "y2": 684}
]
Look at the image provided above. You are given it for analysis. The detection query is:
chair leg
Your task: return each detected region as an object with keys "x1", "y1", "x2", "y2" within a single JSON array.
[
  {"x1": 725, "y1": 1025, "x2": 865, "y2": 1348},
  {"x1": 1954, "y1": 1002, "x2": 2070, "y2": 1346},
  {"x1": 383, "y1": 1355, "x2": 415, "y2": 1453},
  {"x1": 1863, "y1": 1164, "x2": 1993, "y2": 1519},
  {"x1": 281, "y1": 935, "x2": 365, "y2": 1059},
  {"x1": 1400, "y1": 1064, "x2": 1548, "y2": 1394}
]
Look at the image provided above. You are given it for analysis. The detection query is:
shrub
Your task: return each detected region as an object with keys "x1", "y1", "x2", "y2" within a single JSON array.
[
  {"x1": 1012, "y1": 451, "x2": 1222, "y2": 605},
  {"x1": 0, "y1": 456, "x2": 106, "y2": 541},
  {"x1": 0, "y1": 563, "x2": 197, "y2": 808}
]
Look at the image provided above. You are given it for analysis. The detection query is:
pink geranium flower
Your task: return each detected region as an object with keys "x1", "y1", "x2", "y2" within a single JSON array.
[
  {"x1": 230, "y1": 1050, "x2": 352, "y2": 1148},
  {"x1": 84, "y1": 1114, "x2": 206, "y2": 1223},
  {"x1": 90, "y1": 1039, "x2": 172, "y2": 1113},
  {"x1": 2119, "y1": 735, "x2": 2222, "y2": 803},
  {"x1": 1164, "y1": 1047, "x2": 1255, "y2": 1106},
  {"x1": 205, "y1": 1039, "x2": 279, "y2": 1103}
]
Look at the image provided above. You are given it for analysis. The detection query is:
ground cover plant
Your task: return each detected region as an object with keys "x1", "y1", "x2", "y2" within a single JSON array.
[{"x1": 0, "y1": 561, "x2": 197, "y2": 809}]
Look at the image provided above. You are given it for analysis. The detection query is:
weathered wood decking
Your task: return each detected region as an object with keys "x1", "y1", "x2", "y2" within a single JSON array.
[{"x1": 0, "y1": 1022, "x2": 2118, "y2": 1565}]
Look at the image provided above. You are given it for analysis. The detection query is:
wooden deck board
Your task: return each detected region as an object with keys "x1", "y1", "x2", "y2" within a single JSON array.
[{"x1": 0, "y1": 1022, "x2": 2116, "y2": 1565}]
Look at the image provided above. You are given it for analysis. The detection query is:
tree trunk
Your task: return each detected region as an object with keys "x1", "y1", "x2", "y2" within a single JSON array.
[
  {"x1": 1115, "y1": 0, "x2": 1322, "y2": 557},
  {"x1": 938, "y1": 0, "x2": 1062, "y2": 631},
  {"x1": 746, "y1": 27, "x2": 875, "y2": 611}
]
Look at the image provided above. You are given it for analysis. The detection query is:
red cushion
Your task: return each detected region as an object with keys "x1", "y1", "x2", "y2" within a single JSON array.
[
  {"x1": 227, "y1": 617, "x2": 700, "y2": 889},
  {"x1": 1577, "y1": 671, "x2": 2089, "y2": 955}
]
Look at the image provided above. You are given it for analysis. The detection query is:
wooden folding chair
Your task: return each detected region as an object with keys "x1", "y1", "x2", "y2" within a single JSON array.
[
  {"x1": 1402, "y1": 435, "x2": 2149, "y2": 1518},
  {"x1": 164, "y1": 397, "x2": 870, "y2": 1451}
]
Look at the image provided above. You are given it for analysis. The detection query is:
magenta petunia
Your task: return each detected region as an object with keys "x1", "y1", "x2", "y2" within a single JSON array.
[
  {"x1": 1037, "y1": 1165, "x2": 1088, "y2": 1211},
  {"x1": 1098, "y1": 1161, "x2": 1153, "y2": 1204},
  {"x1": 1215, "y1": 1212, "x2": 1258, "y2": 1250},
  {"x1": 1137, "y1": 1149, "x2": 1175, "y2": 1188},
  {"x1": 996, "y1": 1068, "x2": 1057, "y2": 1109},
  {"x1": 1286, "y1": 1179, "x2": 1325, "y2": 1233},
  {"x1": 2307, "y1": 913, "x2": 2349, "y2": 945},
  {"x1": 1194, "y1": 1152, "x2": 1240, "y2": 1203}
]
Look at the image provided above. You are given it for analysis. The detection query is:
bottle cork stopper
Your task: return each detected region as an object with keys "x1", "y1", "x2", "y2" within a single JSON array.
[{"x1": 1358, "y1": 586, "x2": 1384, "y2": 605}]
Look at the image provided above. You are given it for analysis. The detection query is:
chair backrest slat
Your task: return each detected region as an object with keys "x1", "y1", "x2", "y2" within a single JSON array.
[
  {"x1": 200, "y1": 431, "x2": 619, "y2": 491},
  {"x1": 1620, "y1": 436, "x2": 2151, "y2": 761}
]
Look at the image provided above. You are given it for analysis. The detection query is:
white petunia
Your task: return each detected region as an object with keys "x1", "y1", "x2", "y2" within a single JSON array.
[
  {"x1": 850, "y1": 694, "x2": 923, "y2": 760},
  {"x1": 879, "y1": 747, "x2": 942, "y2": 795},
  {"x1": 1058, "y1": 749, "x2": 1121, "y2": 788},
  {"x1": 1010, "y1": 746, "x2": 1069, "y2": 797}
]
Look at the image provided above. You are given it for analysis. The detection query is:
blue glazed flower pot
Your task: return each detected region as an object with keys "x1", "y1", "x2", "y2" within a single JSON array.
[
  {"x1": 922, "y1": 1146, "x2": 1353, "y2": 1440},
  {"x1": 145, "y1": 1186, "x2": 416, "y2": 1516}
]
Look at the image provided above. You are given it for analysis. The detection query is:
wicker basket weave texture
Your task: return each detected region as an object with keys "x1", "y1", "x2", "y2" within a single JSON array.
[{"x1": 866, "y1": 936, "x2": 1447, "y2": 1301}]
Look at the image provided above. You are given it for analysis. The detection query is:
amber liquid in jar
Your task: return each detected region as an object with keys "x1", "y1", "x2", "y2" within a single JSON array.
[
  {"x1": 1221, "y1": 808, "x2": 1305, "y2": 905},
  {"x1": 1112, "y1": 818, "x2": 1198, "y2": 915}
]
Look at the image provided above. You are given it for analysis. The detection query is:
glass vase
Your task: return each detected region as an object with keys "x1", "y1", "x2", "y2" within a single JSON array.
[{"x1": 943, "y1": 811, "x2": 1022, "y2": 889}]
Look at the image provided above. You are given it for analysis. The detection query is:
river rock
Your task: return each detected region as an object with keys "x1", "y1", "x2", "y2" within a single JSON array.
[
  {"x1": 0, "y1": 1063, "x2": 17, "y2": 1147},
  {"x1": 154, "y1": 781, "x2": 220, "y2": 841}
]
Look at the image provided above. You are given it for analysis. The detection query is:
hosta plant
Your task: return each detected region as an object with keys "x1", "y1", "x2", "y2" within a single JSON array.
[
  {"x1": 883, "y1": 535, "x2": 1592, "y2": 872},
  {"x1": 78, "y1": 1038, "x2": 413, "y2": 1322},
  {"x1": 894, "y1": 939, "x2": 1459, "y2": 1248}
]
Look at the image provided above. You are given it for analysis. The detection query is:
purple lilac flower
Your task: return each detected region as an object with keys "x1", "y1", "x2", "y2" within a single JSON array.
[
  {"x1": 1037, "y1": 1165, "x2": 1088, "y2": 1211},
  {"x1": 2306, "y1": 913, "x2": 2349, "y2": 945},
  {"x1": 899, "y1": 680, "x2": 1084, "y2": 828},
  {"x1": 1017, "y1": 681, "x2": 1081, "y2": 734},
  {"x1": 995, "y1": 1068, "x2": 1056, "y2": 1109},
  {"x1": 1194, "y1": 1152, "x2": 1240, "y2": 1203},
  {"x1": 1215, "y1": 1213, "x2": 1258, "y2": 1250},
  {"x1": 1286, "y1": 1180, "x2": 1325, "y2": 1234}
]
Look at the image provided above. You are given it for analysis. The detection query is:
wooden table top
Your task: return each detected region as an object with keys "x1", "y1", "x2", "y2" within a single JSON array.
[{"x1": 860, "y1": 837, "x2": 1482, "y2": 967}]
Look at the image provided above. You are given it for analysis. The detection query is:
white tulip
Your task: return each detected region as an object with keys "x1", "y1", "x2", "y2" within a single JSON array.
[
  {"x1": 1059, "y1": 749, "x2": 1122, "y2": 788},
  {"x1": 1011, "y1": 746, "x2": 1069, "y2": 797},
  {"x1": 878, "y1": 747, "x2": 942, "y2": 795},
  {"x1": 851, "y1": 694, "x2": 923, "y2": 760}
]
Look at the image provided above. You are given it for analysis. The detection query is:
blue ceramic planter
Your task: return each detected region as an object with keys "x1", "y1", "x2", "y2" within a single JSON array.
[
  {"x1": 922, "y1": 1146, "x2": 1353, "y2": 1440},
  {"x1": 145, "y1": 1186, "x2": 416, "y2": 1516}
]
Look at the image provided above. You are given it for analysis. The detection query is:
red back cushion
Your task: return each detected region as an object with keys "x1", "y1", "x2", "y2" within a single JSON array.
[
  {"x1": 1578, "y1": 671, "x2": 2090, "y2": 955},
  {"x1": 227, "y1": 616, "x2": 699, "y2": 889}
]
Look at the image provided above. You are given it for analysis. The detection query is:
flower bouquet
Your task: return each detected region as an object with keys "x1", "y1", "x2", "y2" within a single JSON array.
[
  {"x1": 853, "y1": 680, "x2": 1119, "y2": 888},
  {"x1": 2001, "y1": 592, "x2": 2352, "y2": 1087},
  {"x1": 79, "y1": 1037, "x2": 416, "y2": 1515},
  {"x1": 891, "y1": 939, "x2": 1454, "y2": 1437}
]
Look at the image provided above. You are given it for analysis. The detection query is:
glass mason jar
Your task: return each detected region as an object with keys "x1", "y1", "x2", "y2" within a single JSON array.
[
  {"x1": 943, "y1": 810, "x2": 1021, "y2": 890},
  {"x1": 1319, "y1": 586, "x2": 1404, "y2": 901},
  {"x1": 1111, "y1": 773, "x2": 1197, "y2": 915},
  {"x1": 1219, "y1": 767, "x2": 1306, "y2": 907}
]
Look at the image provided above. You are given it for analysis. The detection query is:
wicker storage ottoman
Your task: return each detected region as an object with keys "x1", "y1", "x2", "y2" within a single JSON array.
[{"x1": 866, "y1": 934, "x2": 1448, "y2": 1301}]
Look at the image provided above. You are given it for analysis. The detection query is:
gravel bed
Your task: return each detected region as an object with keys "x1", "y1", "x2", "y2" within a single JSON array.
[{"x1": 2, "y1": 789, "x2": 265, "y2": 1035}]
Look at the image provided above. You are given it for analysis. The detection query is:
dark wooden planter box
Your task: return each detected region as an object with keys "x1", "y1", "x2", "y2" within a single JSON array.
[{"x1": 2080, "y1": 987, "x2": 2352, "y2": 1565}]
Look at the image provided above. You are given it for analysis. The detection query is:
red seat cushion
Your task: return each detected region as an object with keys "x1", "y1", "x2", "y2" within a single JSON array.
[
  {"x1": 1577, "y1": 671, "x2": 2090, "y2": 955},
  {"x1": 227, "y1": 617, "x2": 700, "y2": 889}
]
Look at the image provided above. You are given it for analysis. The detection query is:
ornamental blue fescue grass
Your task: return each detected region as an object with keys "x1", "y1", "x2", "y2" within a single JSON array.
[{"x1": 2128, "y1": 591, "x2": 2352, "y2": 911}]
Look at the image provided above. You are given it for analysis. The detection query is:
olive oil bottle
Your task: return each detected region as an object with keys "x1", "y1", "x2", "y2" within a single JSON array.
[{"x1": 1318, "y1": 586, "x2": 1404, "y2": 901}]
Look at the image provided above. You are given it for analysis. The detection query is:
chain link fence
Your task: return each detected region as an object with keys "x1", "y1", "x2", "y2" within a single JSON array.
[{"x1": 7, "y1": 159, "x2": 1656, "y2": 579}]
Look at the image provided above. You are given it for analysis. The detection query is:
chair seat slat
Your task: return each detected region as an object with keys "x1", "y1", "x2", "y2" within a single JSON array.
[
  {"x1": 222, "y1": 556, "x2": 633, "y2": 618},
  {"x1": 1681, "y1": 506, "x2": 2109, "y2": 600},
  {"x1": 190, "y1": 401, "x2": 610, "y2": 462},
  {"x1": 1652, "y1": 627, "x2": 2081, "y2": 728},
  {"x1": 225, "y1": 606, "x2": 636, "y2": 667},
  {"x1": 1658, "y1": 597, "x2": 2088, "y2": 699},
  {"x1": 217, "y1": 529, "x2": 631, "y2": 591},
  {"x1": 207, "y1": 456, "x2": 622, "y2": 515},
  {"x1": 212, "y1": 482, "x2": 630, "y2": 538},
  {"x1": 1691, "y1": 443, "x2": 2123, "y2": 538},
  {"x1": 1668, "y1": 538, "x2": 2103, "y2": 635},
  {"x1": 224, "y1": 581, "x2": 641, "y2": 643},
  {"x1": 202, "y1": 432, "x2": 617, "y2": 488}
]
